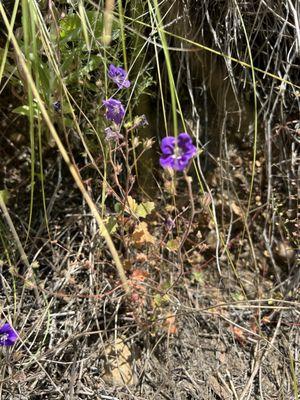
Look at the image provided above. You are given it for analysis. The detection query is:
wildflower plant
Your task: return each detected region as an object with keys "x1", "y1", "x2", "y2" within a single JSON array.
[
  {"x1": 159, "y1": 131, "x2": 197, "y2": 287},
  {"x1": 0, "y1": 0, "x2": 196, "y2": 355},
  {"x1": 0, "y1": 323, "x2": 18, "y2": 347},
  {"x1": 102, "y1": 61, "x2": 153, "y2": 229}
]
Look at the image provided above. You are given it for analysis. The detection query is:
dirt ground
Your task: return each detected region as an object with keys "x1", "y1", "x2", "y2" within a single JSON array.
[{"x1": 1, "y1": 140, "x2": 299, "y2": 399}]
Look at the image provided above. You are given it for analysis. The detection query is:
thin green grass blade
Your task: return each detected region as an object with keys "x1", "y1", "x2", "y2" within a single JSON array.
[
  {"x1": 0, "y1": 2, "x2": 129, "y2": 294},
  {"x1": 78, "y1": 0, "x2": 91, "y2": 51},
  {"x1": 0, "y1": 0, "x2": 20, "y2": 84},
  {"x1": 22, "y1": 0, "x2": 35, "y2": 244},
  {"x1": 150, "y1": 0, "x2": 178, "y2": 136}
]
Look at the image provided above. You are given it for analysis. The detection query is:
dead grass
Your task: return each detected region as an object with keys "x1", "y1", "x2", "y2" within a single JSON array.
[{"x1": 0, "y1": 1, "x2": 299, "y2": 399}]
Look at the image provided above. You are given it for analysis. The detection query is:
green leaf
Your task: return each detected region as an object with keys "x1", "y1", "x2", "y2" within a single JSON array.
[
  {"x1": 0, "y1": 190, "x2": 9, "y2": 204},
  {"x1": 166, "y1": 238, "x2": 180, "y2": 252},
  {"x1": 114, "y1": 202, "x2": 122, "y2": 213},
  {"x1": 80, "y1": 55, "x2": 102, "y2": 77},
  {"x1": 192, "y1": 271, "x2": 204, "y2": 285},
  {"x1": 231, "y1": 292, "x2": 245, "y2": 301},
  {"x1": 127, "y1": 196, "x2": 155, "y2": 218},
  {"x1": 63, "y1": 117, "x2": 74, "y2": 128},
  {"x1": 60, "y1": 14, "x2": 84, "y2": 42},
  {"x1": 136, "y1": 201, "x2": 155, "y2": 218},
  {"x1": 12, "y1": 104, "x2": 41, "y2": 118},
  {"x1": 99, "y1": 216, "x2": 118, "y2": 237},
  {"x1": 153, "y1": 294, "x2": 170, "y2": 307},
  {"x1": 60, "y1": 11, "x2": 104, "y2": 43}
]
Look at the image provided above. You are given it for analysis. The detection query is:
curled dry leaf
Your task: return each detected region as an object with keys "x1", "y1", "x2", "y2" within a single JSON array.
[
  {"x1": 200, "y1": 192, "x2": 212, "y2": 209},
  {"x1": 129, "y1": 269, "x2": 148, "y2": 306},
  {"x1": 230, "y1": 201, "x2": 244, "y2": 217},
  {"x1": 163, "y1": 313, "x2": 177, "y2": 335},
  {"x1": 131, "y1": 269, "x2": 148, "y2": 282},
  {"x1": 276, "y1": 240, "x2": 295, "y2": 260},
  {"x1": 135, "y1": 252, "x2": 148, "y2": 263},
  {"x1": 231, "y1": 326, "x2": 246, "y2": 345},
  {"x1": 102, "y1": 337, "x2": 136, "y2": 386},
  {"x1": 206, "y1": 229, "x2": 217, "y2": 249},
  {"x1": 132, "y1": 222, "x2": 156, "y2": 247}
]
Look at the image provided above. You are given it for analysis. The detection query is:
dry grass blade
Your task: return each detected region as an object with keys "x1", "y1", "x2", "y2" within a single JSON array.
[{"x1": 102, "y1": 0, "x2": 115, "y2": 45}]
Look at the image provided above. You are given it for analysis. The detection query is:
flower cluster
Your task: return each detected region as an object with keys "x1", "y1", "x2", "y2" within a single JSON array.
[
  {"x1": 159, "y1": 132, "x2": 196, "y2": 171},
  {"x1": 103, "y1": 63, "x2": 196, "y2": 172},
  {"x1": 0, "y1": 322, "x2": 18, "y2": 347},
  {"x1": 103, "y1": 64, "x2": 130, "y2": 138}
]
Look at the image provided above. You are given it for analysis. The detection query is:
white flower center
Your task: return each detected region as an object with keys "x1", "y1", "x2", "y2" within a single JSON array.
[
  {"x1": 113, "y1": 105, "x2": 120, "y2": 115},
  {"x1": 173, "y1": 145, "x2": 183, "y2": 158},
  {"x1": 0, "y1": 333, "x2": 9, "y2": 342}
]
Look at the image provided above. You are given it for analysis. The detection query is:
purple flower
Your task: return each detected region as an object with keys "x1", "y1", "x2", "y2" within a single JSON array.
[
  {"x1": 103, "y1": 98, "x2": 125, "y2": 125},
  {"x1": 159, "y1": 132, "x2": 196, "y2": 171},
  {"x1": 0, "y1": 323, "x2": 18, "y2": 346},
  {"x1": 108, "y1": 64, "x2": 130, "y2": 89},
  {"x1": 53, "y1": 100, "x2": 61, "y2": 112}
]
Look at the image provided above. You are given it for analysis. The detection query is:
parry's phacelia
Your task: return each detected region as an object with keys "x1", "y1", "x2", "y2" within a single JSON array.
[
  {"x1": 108, "y1": 64, "x2": 130, "y2": 89},
  {"x1": 103, "y1": 98, "x2": 125, "y2": 125},
  {"x1": 0, "y1": 323, "x2": 18, "y2": 347},
  {"x1": 159, "y1": 132, "x2": 196, "y2": 171}
]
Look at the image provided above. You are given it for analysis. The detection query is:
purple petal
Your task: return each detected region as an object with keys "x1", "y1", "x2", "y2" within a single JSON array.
[
  {"x1": 102, "y1": 99, "x2": 110, "y2": 107},
  {"x1": 160, "y1": 133, "x2": 196, "y2": 171},
  {"x1": 161, "y1": 136, "x2": 176, "y2": 155},
  {"x1": 108, "y1": 64, "x2": 124, "y2": 78},
  {"x1": 0, "y1": 323, "x2": 18, "y2": 346},
  {"x1": 114, "y1": 77, "x2": 130, "y2": 90},
  {"x1": 120, "y1": 79, "x2": 130, "y2": 89},
  {"x1": 0, "y1": 323, "x2": 13, "y2": 334},
  {"x1": 108, "y1": 64, "x2": 131, "y2": 89},
  {"x1": 177, "y1": 132, "x2": 192, "y2": 145},
  {"x1": 159, "y1": 154, "x2": 175, "y2": 169},
  {"x1": 7, "y1": 331, "x2": 18, "y2": 345},
  {"x1": 178, "y1": 132, "x2": 196, "y2": 158},
  {"x1": 175, "y1": 155, "x2": 190, "y2": 171},
  {"x1": 178, "y1": 132, "x2": 194, "y2": 151},
  {"x1": 184, "y1": 144, "x2": 197, "y2": 158},
  {"x1": 102, "y1": 98, "x2": 125, "y2": 125},
  {"x1": 108, "y1": 64, "x2": 118, "y2": 77}
]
